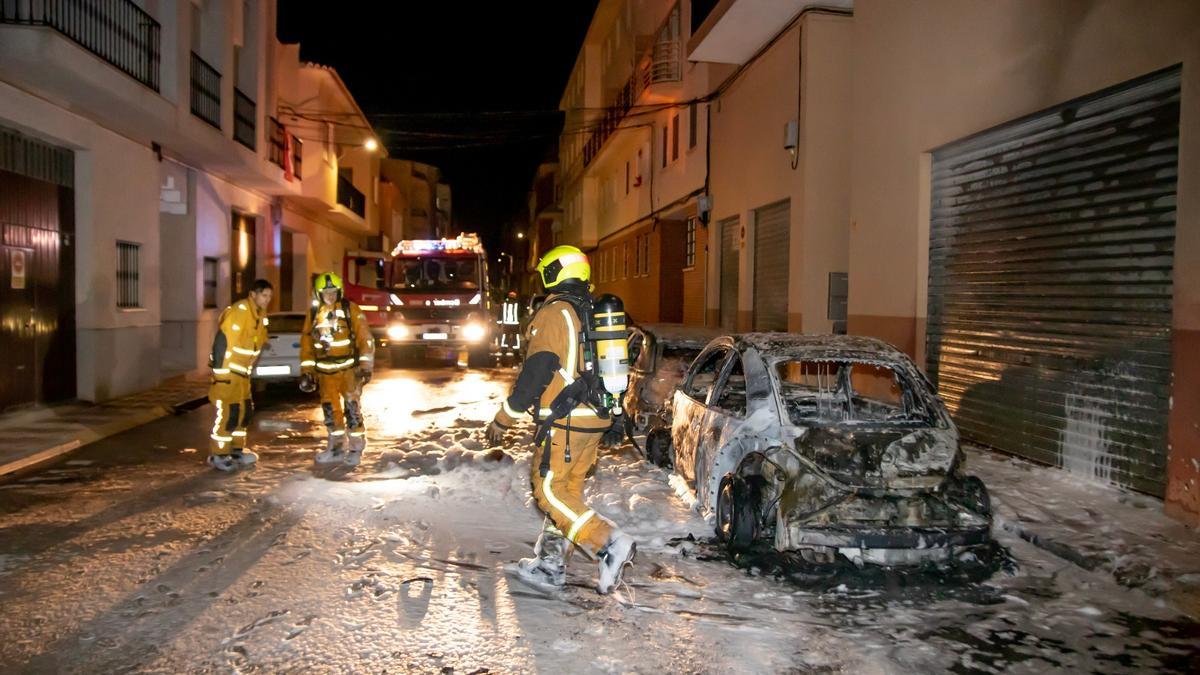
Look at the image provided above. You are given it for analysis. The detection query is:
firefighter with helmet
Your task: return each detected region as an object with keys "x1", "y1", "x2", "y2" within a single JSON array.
[
  {"x1": 299, "y1": 272, "x2": 375, "y2": 466},
  {"x1": 206, "y1": 279, "x2": 273, "y2": 471},
  {"x1": 499, "y1": 289, "x2": 522, "y2": 360},
  {"x1": 486, "y1": 245, "x2": 637, "y2": 594}
]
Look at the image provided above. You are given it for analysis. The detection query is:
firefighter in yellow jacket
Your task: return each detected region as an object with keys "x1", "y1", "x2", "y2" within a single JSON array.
[
  {"x1": 207, "y1": 279, "x2": 273, "y2": 471},
  {"x1": 300, "y1": 272, "x2": 375, "y2": 466},
  {"x1": 486, "y1": 245, "x2": 636, "y2": 595}
]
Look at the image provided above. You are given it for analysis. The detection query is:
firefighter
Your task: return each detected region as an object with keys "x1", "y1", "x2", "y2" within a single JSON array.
[
  {"x1": 499, "y1": 290, "x2": 522, "y2": 359},
  {"x1": 485, "y1": 245, "x2": 636, "y2": 595},
  {"x1": 207, "y1": 279, "x2": 273, "y2": 471},
  {"x1": 299, "y1": 272, "x2": 375, "y2": 466}
]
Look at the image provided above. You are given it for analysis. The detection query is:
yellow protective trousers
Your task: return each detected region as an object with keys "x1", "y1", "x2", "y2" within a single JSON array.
[
  {"x1": 530, "y1": 427, "x2": 613, "y2": 556},
  {"x1": 319, "y1": 368, "x2": 364, "y2": 440},
  {"x1": 208, "y1": 375, "x2": 253, "y2": 455}
]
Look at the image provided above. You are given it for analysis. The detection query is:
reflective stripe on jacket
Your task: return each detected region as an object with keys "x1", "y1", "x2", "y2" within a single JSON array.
[
  {"x1": 211, "y1": 299, "x2": 268, "y2": 378},
  {"x1": 300, "y1": 300, "x2": 374, "y2": 373}
]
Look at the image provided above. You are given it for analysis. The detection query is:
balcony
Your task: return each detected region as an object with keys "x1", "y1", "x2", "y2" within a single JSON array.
[
  {"x1": 233, "y1": 88, "x2": 255, "y2": 150},
  {"x1": 336, "y1": 174, "x2": 365, "y2": 219},
  {"x1": 582, "y1": 5, "x2": 681, "y2": 167},
  {"x1": 0, "y1": 0, "x2": 161, "y2": 91},
  {"x1": 190, "y1": 52, "x2": 220, "y2": 129},
  {"x1": 688, "y1": 0, "x2": 853, "y2": 64}
]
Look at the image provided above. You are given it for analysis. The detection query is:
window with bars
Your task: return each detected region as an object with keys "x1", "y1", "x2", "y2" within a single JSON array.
[
  {"x1": 623, "y1": 241, "x2": 630, "y2": 278},
  {"x1": 661, "y1": 126, "x2": 668, "y2": 168},
  {"x1": 203, "y1": 257, "x2": 219, "y2": 308},
  {"x1": 117, "y1": 241, "x2": 141, "y2": 308},
  {"x1": 689, "y1": 102, "x2": 698, "y2": 149},
  {"x1": 685, "y1": 218, "x2": 697, "y2": 268}
]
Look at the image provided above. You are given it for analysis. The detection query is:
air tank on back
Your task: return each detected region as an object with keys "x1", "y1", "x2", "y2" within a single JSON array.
[{"x1": 591, "y1": 294, "x2": 629, "y2": 399}]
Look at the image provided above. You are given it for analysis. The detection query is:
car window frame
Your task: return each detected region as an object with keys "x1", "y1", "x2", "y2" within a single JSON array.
[
  {"x1": 706, "y1": 350, "x2": 748, "y2": 418},
  {"x1": 768, "y1": 355, "x2": 937, "y2": 427},
  {"x1": 681, "y1": 345, "x2": 731, "y2": 404},
  {"x1": 629, "y1": 329, "x2": 653, "y2": 374}
]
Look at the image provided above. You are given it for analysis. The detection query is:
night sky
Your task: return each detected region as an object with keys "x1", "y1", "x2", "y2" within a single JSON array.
[{"x1": 276, "y1": 1, "x2": 598, "y2": 252}]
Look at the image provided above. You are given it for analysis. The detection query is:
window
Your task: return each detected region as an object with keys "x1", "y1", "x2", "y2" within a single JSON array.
[
  {"x1": 661, "y1": 126, "x2": 668, "y2": 168},
  {"x1": 774, "y1": 360, "x2": 931, "y2": 426},
  {"x1": 625, "y1": 161, "x2": 630, "y2": 195},
  {"x1": 636, "y1": 234, "x2": 650, "y2": 276},
  {"x1": 671, "y1": 114, "x2": 680, "y2": 161},
  {"x1": 203, "y1": 257, "x2": 218, "y2": 308},
  {"x1": 623, "y1": 241, "x2": 629, "y2": 278},
  {"x1": 689, "y1": 102, "x2": 698, "y2": 149},
  {"x1": 711, "y1": 355, "x2": 746, "y2": 416},
  {"x1": 117, "y1": 241, "x2": 141, "y2": 308},
  {"x1": 684, "y1": 218, "x2": 697, "y2": 268},
  {"x1": 684, "y1": 348, "x2": 728, "y2": 401}
]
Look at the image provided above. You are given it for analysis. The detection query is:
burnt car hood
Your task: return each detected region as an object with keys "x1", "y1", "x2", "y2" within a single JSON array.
[{"x1": 796, "y1": 426, "x2": 957, "y2": 488}]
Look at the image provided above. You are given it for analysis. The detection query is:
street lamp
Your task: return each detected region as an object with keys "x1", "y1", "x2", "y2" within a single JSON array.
[
  {"x1": 364, "y1": 138, "x2": 379, "y2": 152},
  {"x1": 515, "y1": 231, "x2": 525, "y2": 240}
]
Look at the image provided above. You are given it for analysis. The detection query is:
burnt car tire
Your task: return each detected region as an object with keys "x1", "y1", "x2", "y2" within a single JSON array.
[
  {"x1": 947, "y1": 475, "x2": 992, "y2": 518},
  {"x1": 716, "y1": 474, "x2": 759, "y2": 553},
  {"x1": 645, "y1": 429, "x2": 674, "y2": 469}
]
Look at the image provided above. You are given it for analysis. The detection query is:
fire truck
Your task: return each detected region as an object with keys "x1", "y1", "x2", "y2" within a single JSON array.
[
  {"x1": 384, "y1": 233, "x2": 492, "y2": 367},
  {"x1": 342, "y1": 250, "x2": 392, "y2": 341}
]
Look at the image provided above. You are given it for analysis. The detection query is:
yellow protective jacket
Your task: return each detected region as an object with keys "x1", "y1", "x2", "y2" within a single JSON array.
[
  {"x1": 495, "y1": 295, "x2": 610, "y2": 433},
  {"x1": 210, "y1": 298, "x2": 268, "y2": 380},
  {"x1": 300, "y1": 299, "x2": 374, "y2": 374}
]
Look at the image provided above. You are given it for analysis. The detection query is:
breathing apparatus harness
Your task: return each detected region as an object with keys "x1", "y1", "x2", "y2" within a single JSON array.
[
  {"x1": 309, "y1": 297, "x2": 360, "y2": 364},
  {"x1": 531, "y1": 285, "x2": 629, "y2": 476}
]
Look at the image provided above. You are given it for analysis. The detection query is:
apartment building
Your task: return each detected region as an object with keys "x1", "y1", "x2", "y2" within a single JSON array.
[
  {"x1": 558, "y1": 0, "x2": 730, "y2": 324},
  {"x1": 0, "y1": 0, "x2": 388, "y2": 406}
]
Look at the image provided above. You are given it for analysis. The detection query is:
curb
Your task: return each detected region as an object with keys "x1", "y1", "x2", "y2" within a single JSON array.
[
  {"x1": 995, "y1": 516, "x2": 1101, "y2": 571},
  {"x1": 0, "y1": 395, "x2": 208, "y2": 478}
]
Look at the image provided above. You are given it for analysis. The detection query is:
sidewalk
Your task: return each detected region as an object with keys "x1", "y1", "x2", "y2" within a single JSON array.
[
  {"x1": 0, "y1": 372, "x2": 210, "y2": 477},
  {"x1": 970, "y1": 445, "x2": 1200, "y2": 619}
]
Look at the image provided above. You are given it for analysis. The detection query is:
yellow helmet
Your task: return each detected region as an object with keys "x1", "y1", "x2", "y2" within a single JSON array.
[
  {"x1": 536, "y1": 245, "x2": 590, "y2": 289},
  {"x1": 313, "y1": 272, "x2": 344, "y2": 298}
]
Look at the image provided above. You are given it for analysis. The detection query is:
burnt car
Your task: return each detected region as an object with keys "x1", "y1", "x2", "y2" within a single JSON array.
[
  {"x1": 624, "y1": 324, "x2": 726, "y2": 460},
  {"x1": 665, "y1": 333, "x2": 992, "y2": 566}
]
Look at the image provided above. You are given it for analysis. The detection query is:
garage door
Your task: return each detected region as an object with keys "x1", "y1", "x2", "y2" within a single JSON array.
[
  {"x1": 926, "y1": 67, "x2": 1180, "y2": 496},
  {"x1": 753, "y1": 200, "x2": 790, "y2": 331},
  {"x1": 718, "y1": 216, "x2": 739, "y2": 331}
]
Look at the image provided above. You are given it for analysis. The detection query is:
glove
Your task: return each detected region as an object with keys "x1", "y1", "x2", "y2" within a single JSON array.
[
  {"x1": 485, "y1": 418, "x2": 508, "y2": 448},
  {"x1": 600, "y1": 414, "x2": 626, "y2": 449},
  {"x1": 298, "y1": 373, "x2": 317, "y2": 393}
]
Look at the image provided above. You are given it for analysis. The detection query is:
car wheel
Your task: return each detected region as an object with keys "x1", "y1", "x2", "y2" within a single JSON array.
[
  {"x1": 716, "y1": 473, "x2": 759, "y2": 553},
  {"x1": 645, "y1": 428, "x2": 673, "y2": 469}
]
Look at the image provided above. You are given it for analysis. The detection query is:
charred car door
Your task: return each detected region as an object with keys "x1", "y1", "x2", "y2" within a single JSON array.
[
  {"x1": 693, "y1": 351, "x2": 752, "y2": 511},
  {"x1": 671, "y1": 345, "x2": 732, "y2": 487}
]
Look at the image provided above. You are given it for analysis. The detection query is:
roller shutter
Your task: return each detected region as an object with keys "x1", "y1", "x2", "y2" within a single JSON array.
[
  {"x1": 926, "y1": 67, "x2": 1179, "y2": 496},
  {"x1": 753, "y1": 199, "x2": 790, "y2": 331},
  {"x1": 719, "y1": 216, "x2": 739, "y2": 331}
]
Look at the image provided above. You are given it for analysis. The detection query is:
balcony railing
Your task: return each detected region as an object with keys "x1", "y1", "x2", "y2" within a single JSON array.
[
  {"x1": 268, "y1": 117, "x2": 302, "y2": 179},
  {"x1": 642, "y1": 39, "x2": 681, "y2": 89},
  {"x1": 189, "y1": 52, "x2": 221, "y2": 129},
  {"x1": 1, "y1": 0, "x2": 161, "y2": 91},
  {"x1": 337, "y1": 174, "x2": 365, "y2": 218},
  {"x1": 233, "y1": 88, "x2": 255, "y2": 150}
]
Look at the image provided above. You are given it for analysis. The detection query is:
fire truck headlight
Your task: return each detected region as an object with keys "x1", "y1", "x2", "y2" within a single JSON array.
[
  {"x1": 387, "y1": 324, "x2": 409, "y2": 340},
  {"x1": 463, "y1": 322, "x2": 486, "y2": 342}
]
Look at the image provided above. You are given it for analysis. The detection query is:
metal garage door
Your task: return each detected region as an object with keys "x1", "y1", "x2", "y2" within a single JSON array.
[
  {"x1": 927, "y1": 67, "x2": 1179, "y2": 496},
  {"x1": 719, "y1": 216, "x2": 739, "y2": 331},
  {"x1": 753, "y1": 199, "x2": 790, "y2": 331}
]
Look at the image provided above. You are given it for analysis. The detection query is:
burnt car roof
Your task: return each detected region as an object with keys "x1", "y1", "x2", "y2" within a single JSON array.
[
  {"x1": 636, "y1": 323, "x2": 728, "y2": 349},
  {"x1": 734, "y1": 332, "x2": 911, "y2": 363}
]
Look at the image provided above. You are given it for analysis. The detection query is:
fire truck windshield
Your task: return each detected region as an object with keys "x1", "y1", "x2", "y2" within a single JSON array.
[{"x1": 392, "y1": 257, "x2": 480, "y2": 292}]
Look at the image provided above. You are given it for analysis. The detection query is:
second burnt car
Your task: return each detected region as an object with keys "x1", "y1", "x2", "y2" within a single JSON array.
[
  {"x1": 624, "y1": 323, "x2": 726, "y2": 461},
  {"x1": 665, "y1": 333, "x2": 992, "y2": 566}
]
